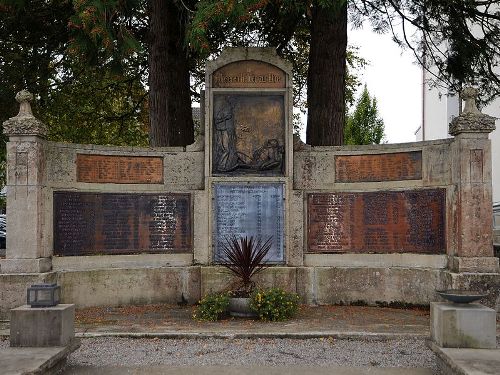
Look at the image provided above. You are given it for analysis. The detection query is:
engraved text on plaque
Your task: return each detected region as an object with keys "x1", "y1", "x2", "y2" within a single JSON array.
[
  {"x1": 77, "y1": 154, "x2": 163, "y2": 184},
  {"x1": 335, "y1": 151, "x2": 422, "y2": 182},
  {"x1": 213, "y1": 183, "x2": 284, "y2": 263},
  {"x1": 54, "y1": 192, "x2": 191, "y2": 255},
  {"x1": 307, "y1": 189, "x2": 445, "y2": 254}
]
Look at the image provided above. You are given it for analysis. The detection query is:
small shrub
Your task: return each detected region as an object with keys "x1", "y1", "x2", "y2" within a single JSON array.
[
  {"x1": 250, "y1": 288, "x2": 300, "y2": 321},
  {"x1": 193, "y1": 293, "x2": 230, "y2": 321}
]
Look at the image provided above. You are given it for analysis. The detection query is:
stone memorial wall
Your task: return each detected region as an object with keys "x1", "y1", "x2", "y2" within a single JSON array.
[{"x1": 1, "y1": 48, "x2": 498, "y2": 317}]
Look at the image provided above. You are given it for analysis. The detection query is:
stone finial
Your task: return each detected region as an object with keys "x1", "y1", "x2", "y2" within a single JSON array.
[
  {"x1": 461, "y1": 87, "x2": 481, "y2": 114},
  {"x1": 448, "y1": 87, "x2": 496, "y2": 136},
  {"x1": 3, "y1": 90, "x2": 48, "y2": 138}
]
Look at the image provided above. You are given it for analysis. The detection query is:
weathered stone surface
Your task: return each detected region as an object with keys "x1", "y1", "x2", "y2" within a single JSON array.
[
  {"x1": 164, "y1": 152, "x2": 204, "y2": 190},
  {"x1": 0, "y1": 272, "x2": 56, "y2": 320},
  {"x1": 52, "y1": 254, "x2": 193, "y2": 271},
  {"x1": 288, "y1": 190, "x2": 304, "y2": 267},
  {"x1": 293, "y1": 152, "x2": 336, "y2": 190},
  {"x1": 304, "y1": 254, "x2": 448, "y2": 269},
  {"x1": 5, "y1": 186, "x2": 50, "y2": 260},
  {"x1": 2, "y1": 90, "x2": 48, "y2": 138},
  {"x1": 0, "y1": 258, "x2": 52, "y2": 273},
  {"x1": 450, "y1": 256, "x2": 499, "y2": 273},
  {"x1": 442, "y1": 271, "x2": 500, "y2": 311},
  {"x1": 449, "y1": 87, "x2": 496, "y2": 136},
  {"x1": 56, "y1": 267, "x2": 201, "y2": 307},
  {"x1": 308, "y1": 267, "x2": 446, "y2": 306},
  {"x1": 10, "y1": 304, "x2": 75, "y2": 347},
  {"x1": 430, "y1": 302, "x2": 496, "y2": 348},
  {"x1": 451, "y1": 134, "x2": 494, "y2": 258}
]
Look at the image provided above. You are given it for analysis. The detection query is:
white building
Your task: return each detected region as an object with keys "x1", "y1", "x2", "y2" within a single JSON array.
[{"x1": 418, "y1": 72, "x2": 500, "y2": 205}]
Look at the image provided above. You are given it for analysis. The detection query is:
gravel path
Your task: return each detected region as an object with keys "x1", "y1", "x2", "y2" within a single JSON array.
[{"x1": 61, "y1": 337, "x2": 438, "y2": 371}]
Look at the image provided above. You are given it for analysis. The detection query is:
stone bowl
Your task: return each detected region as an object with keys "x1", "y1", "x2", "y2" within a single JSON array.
[{"x1": 436, "y1": 289, "x2": 488, "y2": 304}]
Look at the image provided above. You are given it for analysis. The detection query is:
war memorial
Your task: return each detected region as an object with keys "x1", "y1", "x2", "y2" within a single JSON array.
[{"x1": 0, "y1": 48, "x2": 499, "y2": 322}]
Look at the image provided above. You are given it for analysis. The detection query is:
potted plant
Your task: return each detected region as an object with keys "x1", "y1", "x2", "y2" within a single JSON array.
[{"x1": 219, "y1": 235, "x2": 272, "y2": 317}]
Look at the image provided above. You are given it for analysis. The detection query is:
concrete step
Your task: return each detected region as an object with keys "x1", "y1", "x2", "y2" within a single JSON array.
[{"x1": 61, "y1": 365, "x2": 435, "y2": 375}]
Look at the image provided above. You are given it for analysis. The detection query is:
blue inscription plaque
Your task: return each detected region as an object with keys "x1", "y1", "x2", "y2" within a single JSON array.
[{"x1": 213, "y1": 183, "x2": 284, "y2": 263}]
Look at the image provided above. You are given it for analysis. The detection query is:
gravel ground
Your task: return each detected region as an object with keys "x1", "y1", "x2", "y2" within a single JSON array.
[{"x1": 61, "y1": 337, "x2": 438, "y2": 371}]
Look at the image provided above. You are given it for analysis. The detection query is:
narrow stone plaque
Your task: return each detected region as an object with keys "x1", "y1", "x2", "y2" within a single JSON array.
[
  {"x1": 307, "y1": 189, "x2": 445, "y2": 254},
  {"x1": 212, "y1": 94, "x2": 285, "y2": 176},
  {"x1": 213, "y1": 183, "x2": 284, "y2": 263},
  {"x1": 212, "y1": 60, "x2": 285, "y2": 88},
  {"x1": 54, "y1": 192, "x2": 191, "y2": 255},
  {"x1": 335, "y1": 151, "x2": 422, "y2": 182},
  {"x1": 77, "y1": 154, "x2": 163, "y2": 184}
]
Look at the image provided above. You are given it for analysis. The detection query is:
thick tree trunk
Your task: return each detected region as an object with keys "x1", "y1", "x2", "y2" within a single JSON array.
[
  {"x1": 306, "y1": 1, "x2": 347, "y2": 146},
  {"x1": 149, "y1": 0, "x2": 194, "y2": 147}
]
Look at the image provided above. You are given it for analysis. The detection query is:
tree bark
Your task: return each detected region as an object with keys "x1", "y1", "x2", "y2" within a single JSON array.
[
  {"x1": 306, "y1": 1, "x2": 347, "y2": 146},
  {"x1": 149, "y1": 0, "x2": 194, "y2": 147}
]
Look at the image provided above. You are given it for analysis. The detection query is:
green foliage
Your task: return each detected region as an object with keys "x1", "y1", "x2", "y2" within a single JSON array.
[
  {"x1": 220, "y1": 236, "x2": 272, "y2": 296},
  {"x1": 192, "y1": 292, "x2": 230, "y2": 321},
  {"x1": 344, "y1": 85, "x2": 385, "y2": 145},
  {"x1": 250, "y1": 288, "x2": 300, "y2": 322},
  {"x1": 43, "y1": 66, "x2": 148, "y2": 147}
]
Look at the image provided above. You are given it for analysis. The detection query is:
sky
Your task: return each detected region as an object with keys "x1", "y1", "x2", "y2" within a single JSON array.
[
  {"x1": 347, "y1": 26, "x2": 422, "y2": 144},
  {"x1": 297, "y1": 24, "x2": 422, "y2": 144}
]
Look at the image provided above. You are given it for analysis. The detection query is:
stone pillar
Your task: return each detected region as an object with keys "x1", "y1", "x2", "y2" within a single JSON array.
[
  {"x1": 0, "y1": 90, "x2": 51, "y2": 273},
  {"x1": 449, "y1": 87, "x2": 499, "y2": 273}
]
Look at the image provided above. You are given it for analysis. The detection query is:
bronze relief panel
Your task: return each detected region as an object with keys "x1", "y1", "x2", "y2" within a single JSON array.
[{"x1": 212, "y1": 94, "x2": 285, "y2": 176}]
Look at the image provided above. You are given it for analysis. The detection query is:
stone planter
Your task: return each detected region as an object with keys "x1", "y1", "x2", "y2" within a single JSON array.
[{"x1": 229, "y1": 297, "x2": 257, "y2": 318}]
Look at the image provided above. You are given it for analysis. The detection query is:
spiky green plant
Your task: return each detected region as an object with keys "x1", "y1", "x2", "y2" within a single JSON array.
[{"x1": 220, "y1": 236, "x2": 272, "y2": 296}]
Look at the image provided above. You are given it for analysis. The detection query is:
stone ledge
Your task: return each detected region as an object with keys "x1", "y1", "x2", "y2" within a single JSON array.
[
  {"x1": 52, "y1": 253, "x2": 193, "y2": 271},
  {"x1": 428, "y1": 341, "x2": 500, "y2": 375},
  {"x1": 0, "y1": 338, "x2": 80, "y2": 375},
  {"x1": 304, "y1": 254, "x2": 448, "y2": 269},
  {"x1": 450, "y1": 257, "x2": 499, "y2": 273},
  {"x1": 0, "y1": 258, "x2": 52, "y2": 273}
]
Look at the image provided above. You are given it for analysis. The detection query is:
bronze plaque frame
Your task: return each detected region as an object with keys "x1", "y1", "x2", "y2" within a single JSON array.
[
  {"x1": 54, "y1": 192, "x2": 192, "y2": 256},
  {"x1": 307, "y1": 189, "x2": 446, "y2": 254},
  {"x1": 212, "y1": 183, "x2": 285, "y2": 263},
  {"x1": 77, "y1": 154, "x2": 164, "y2": 184},
  {"x1": 212, "y1": 93, "x2": 285, "y2": 176},
  {"x1": 335, "y1": 151, "x2": 422, "y2": 183}
]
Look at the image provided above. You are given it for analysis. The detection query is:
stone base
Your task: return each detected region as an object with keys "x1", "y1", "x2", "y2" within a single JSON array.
[
  {"x1": 1, "y1": 258, "x2": 52, "y2": 273},
  {"x1": 10, "y1": 304, "x2": 75, "y2": 347},
  {"x1": 450, "y1": 257, "x2": 499, "y2": 273},
  {"x1": 430, "y1": 302, "x2": 496, "y2": 348}
]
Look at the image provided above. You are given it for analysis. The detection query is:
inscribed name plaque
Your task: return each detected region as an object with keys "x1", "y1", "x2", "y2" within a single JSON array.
[
  {"x1": 307, "y1": 189, "x2": 445, "y2": 254},
  {"x1": 77, "y1": 154, "x2": 163, "y2": 184},
  {"x1": 54, "y1": 192, "x2": 191, "y2": 256},
  {"x1": 212, "y1": 94, "x2": 285, "y2": 176},
  {"x1": 212, "y1": 60, "x2": 285, "y2": 88},
  {"x1": 335, "y1": 151, "x2": 422, "y2": 182},
  {"x1": 213, "y1": 183, "x2": 284, "y2": 263}
]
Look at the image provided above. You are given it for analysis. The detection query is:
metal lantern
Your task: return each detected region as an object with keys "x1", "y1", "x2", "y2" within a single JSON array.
[{"x1": 27, "y1": 283, "x2": 60, "y2": 307}]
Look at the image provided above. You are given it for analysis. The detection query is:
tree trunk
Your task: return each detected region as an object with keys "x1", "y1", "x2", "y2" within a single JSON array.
[
  {"x1": 306, "y1": 1, "x2": 347, "y2": 146},
  {"x1": 149, "y1": 0, "x2": 194, "y2": 147}
]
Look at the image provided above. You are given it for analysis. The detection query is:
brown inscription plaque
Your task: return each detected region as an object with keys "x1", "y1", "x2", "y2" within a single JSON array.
[
  {"x1": 335, "y1": 151, "x2": 422, "y2": 182},
  {"x1": 77, "y1": 154, "x2": 163, "y2": 184},
  {"x1": 54, "y1": 192, "x2": 191, "y2": 256},
  {"x1": 307, "y1": 189, "x2": 445, "y2": 254},
  {"x1": 212, "y1": 60, "x2": 286, "y2": 88}
]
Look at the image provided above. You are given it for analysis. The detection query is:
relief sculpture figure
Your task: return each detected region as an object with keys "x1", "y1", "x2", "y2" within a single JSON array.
[{"x1": 213, "y1": 95, "x2": 285, "y2": 175}]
